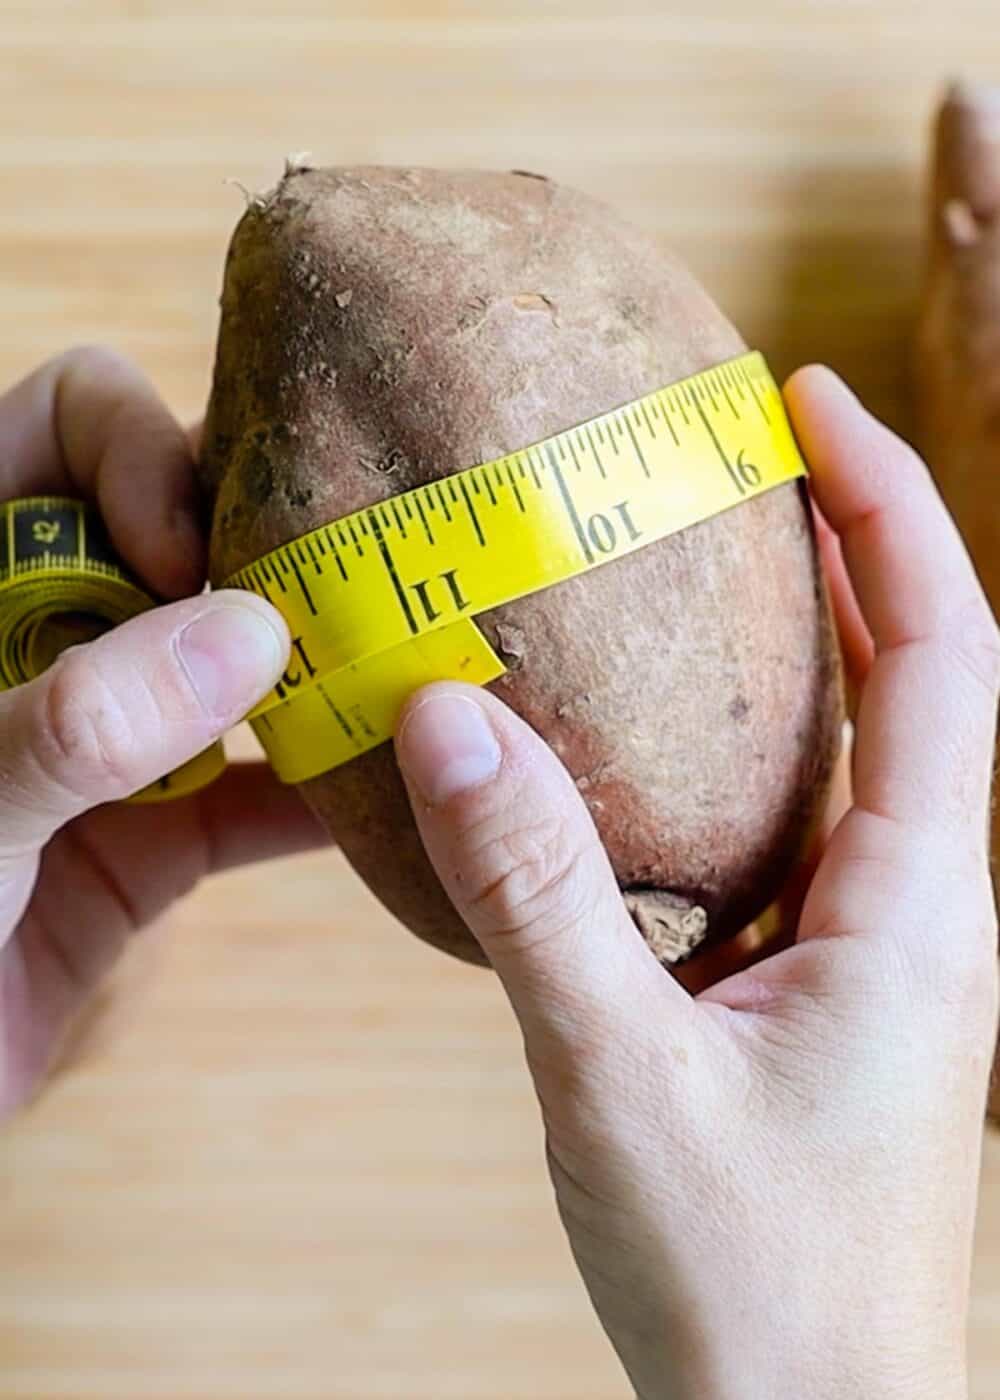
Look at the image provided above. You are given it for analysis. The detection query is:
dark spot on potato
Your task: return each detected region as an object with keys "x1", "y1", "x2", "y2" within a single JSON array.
[
  {"x1": 456, "y1": 294, "x2": 492, "y2": 332},
  {"x1": 729, "y1": 695, "x2": 750, "y2": 721},
  {"x1": 243, "y1": 448, "x2": 276, "y2": 506},
  {"x1": 367, "y1": 344, "x2": 414, "y2": 392},
  {"x1": 619, "y1": 295, "x2": 647, "y2": 331},
  {"x1": 510, "y1": 169, "x2": 551, "y2": 181},
  {"x1": 555, "y1": 691, "x2": 593, "y2": 720},
  {"x1": 216, "y1": 496, "x2": 249, "y2": 535}
]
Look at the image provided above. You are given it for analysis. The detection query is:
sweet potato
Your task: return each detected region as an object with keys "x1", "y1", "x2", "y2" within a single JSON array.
[{"x1": 199, "y1": 164, "x2": 843, "y2": 967}]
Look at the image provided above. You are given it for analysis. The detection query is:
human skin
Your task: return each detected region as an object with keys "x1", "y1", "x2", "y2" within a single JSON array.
[
  {"x1": 0, "y1": 347, "x2": 326, "y2": 1113},
  {"x1": 395, "y1": 368, "x2": 999, "y2": 1400}
]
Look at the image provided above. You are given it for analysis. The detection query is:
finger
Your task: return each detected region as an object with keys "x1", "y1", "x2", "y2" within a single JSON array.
[
  {"x1": 394, "y1": 682, "x2": 691, "y2": 1054},
  {"x1": 672, "y1": 918, "x2": 788, "y2": 996},
  {"x1": 785, "y1": 365, "x2": 1000, "y2": 840},
  {"x1": 811, "y1": 498, "x2": 874, "y2": 704},
  {"x1": 190, "y1": 761, "x2": 330, "y2": 872},
  {"x1": 0, "y1": 761, "x2": 327, "y2": 1110},
  {"x1": 0, "y1": 346, "x2": 205, "y2": 598},
  {"x1": 777, "y1": 722, "x2": 855, "y2": 925},
  {"x1": 677, "y1": 726, "x2": 856, "y2": 998},
  {"x1": 10, "y1": 764, "x2": 327, "y2": 1004},
  {"x1": 0, "y1": 592, "x2": 288, "y2": 869},
  {"x1": 59, "y1": 761, "x2": 329, "y2": 929}
]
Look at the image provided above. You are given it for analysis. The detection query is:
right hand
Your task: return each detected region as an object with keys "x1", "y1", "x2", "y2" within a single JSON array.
[{"x1": 394, "y1": 367, "x2": 999, "y2": 1399}]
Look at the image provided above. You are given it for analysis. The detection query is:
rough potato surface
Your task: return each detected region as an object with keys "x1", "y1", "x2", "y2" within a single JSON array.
[{"x1": 200, "y1": 165, "x2": 843, "y2": 965}]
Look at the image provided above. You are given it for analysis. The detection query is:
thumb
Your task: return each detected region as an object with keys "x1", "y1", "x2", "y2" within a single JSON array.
[
  {"x1": 395, "y1": 682, "x2": 686, "y2": 1054},
  {"x1": 0, "y1": 591, "x2": 288, "y2": 855}
]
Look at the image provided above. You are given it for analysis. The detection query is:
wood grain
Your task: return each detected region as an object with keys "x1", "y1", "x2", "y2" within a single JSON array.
[{"x1": 0, "y1": 3, "x2": 999, "y2": 1397}]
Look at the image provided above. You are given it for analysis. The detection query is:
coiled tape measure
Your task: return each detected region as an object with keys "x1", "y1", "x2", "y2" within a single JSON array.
[
  {"x1": 0, "y1": 498, "x2": 226, "y2": 802},
  {"x1": 0, "y1": 351, "x2": 806, "y2": 799}
]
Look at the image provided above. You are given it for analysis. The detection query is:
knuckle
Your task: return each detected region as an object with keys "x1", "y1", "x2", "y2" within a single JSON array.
[
  {"x1": 464, "y1": 810, "x2": 591, "y2": 945},
  {"x1": 35, "y1": 651, "x2": 142, "y2": 798}
]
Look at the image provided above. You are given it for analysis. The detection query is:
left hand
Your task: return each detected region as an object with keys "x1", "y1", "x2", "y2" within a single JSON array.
[{"x1": 0, "y1": 347, "x2": 328, "y2": 1116}]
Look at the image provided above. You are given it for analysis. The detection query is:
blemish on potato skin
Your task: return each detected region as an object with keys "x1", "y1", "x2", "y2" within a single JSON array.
[
  {"x1": 198, "y1": 164, "x2": 844, "y2": 968},
  {"x1": 456, "y1": 295, "x2": 493, "y2": 335},
  {"x1": 556, "y1": 692, "x2": 593, "y2": 720},
  {"x1": 359, "y1": 447, "x2": 408, "y2": 476},
  {"x1": 367, "y1": 344, "x2": 415, "y2": 391},
  {"x1": 619, "y1": 295, "x2": 646, "y2": 329},
  {"x1": 729, "y1": 695, "x2": 750, "y2": 722},
  {"x1": 513, "y1": 292, "x2": 556, "y2": 318},
  {"x1": 494, "y1": 621, "x2": 527, "y2": 669},
  {"x1": 243, "y1": 449, "x2": 276, "y2": 506},
  {"x1": 624, "y1": 888, "x2": 710, "y2": 965},
  {"x1": 216, "y1": 500, "x2": 245, "y2": 535}
]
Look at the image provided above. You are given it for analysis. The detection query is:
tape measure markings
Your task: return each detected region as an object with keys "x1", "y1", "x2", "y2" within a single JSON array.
[
  {"x1": 0, "y1": 352, "x2": 806, "y2": 795},
  {"x1": 220, "y1": 351, "x2": 807, "y2": 784},
  {"x1": 232, "y1": 353, "x2": 787, "y2": 652}
]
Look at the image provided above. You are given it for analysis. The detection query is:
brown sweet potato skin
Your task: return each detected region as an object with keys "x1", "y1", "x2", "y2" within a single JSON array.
[{"x1": 200, "y1": 165, "x2": 843, "y2": 965}]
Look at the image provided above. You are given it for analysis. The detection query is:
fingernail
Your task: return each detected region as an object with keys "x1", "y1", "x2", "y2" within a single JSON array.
[
  {"x1": 397, "y1": 692, "x2": 502, "y2": 805},
  {"x1": 176, "y1": 602, "x2": 286, "y2": 719}
]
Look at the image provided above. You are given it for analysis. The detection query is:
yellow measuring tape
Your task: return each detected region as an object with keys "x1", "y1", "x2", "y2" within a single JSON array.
[
  {"x1": 0, "y1": 498, "x2": 225, "y2": 802},
  {"x1": 228, "y1": 351, "x2": 807, "y2": 783},
  {"x1": 0, "y1": 351, "x2": 806, "y2": 797}
]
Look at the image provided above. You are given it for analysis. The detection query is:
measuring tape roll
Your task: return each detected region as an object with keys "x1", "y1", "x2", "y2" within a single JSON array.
[
  {"x1": 0, "y1": 497, "x2": 225, "y2": 803},
  {"x1": 227, "y1": 350, "x2": 808, "y2": 784}
]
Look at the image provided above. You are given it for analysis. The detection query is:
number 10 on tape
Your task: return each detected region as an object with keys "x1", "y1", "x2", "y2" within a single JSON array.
[{"x1": 228, "y1": 351, "x2": 807, "y2": 784}]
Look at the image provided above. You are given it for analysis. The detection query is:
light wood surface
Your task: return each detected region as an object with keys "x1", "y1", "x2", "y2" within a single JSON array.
[{"x1": 1, "y1": 4, "x2": 999, "y2": 1397}]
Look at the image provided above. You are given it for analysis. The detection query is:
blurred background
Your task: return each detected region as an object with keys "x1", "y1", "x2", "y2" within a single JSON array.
[{"x1": 1, "y1": 2, "x2": 998, "y2": 1397}]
